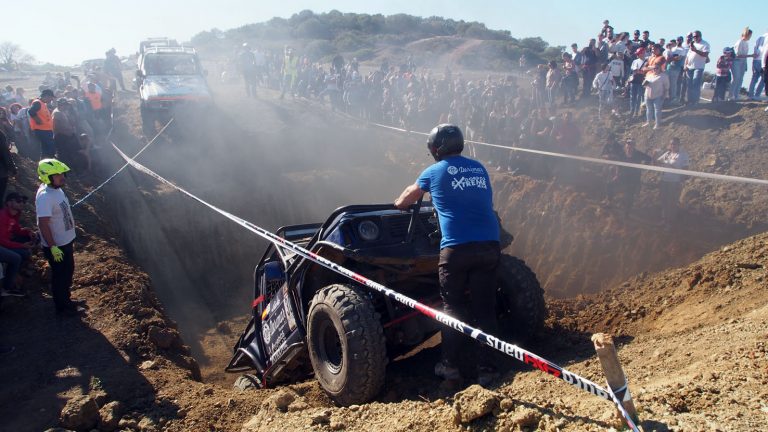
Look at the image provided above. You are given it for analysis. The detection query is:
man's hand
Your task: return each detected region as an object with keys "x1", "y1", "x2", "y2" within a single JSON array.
[
  {"x1": 395, "y1": 183, "x2": 424, "y2": 210},
  {"x1": 50, "y1": 246, "x2": 64, "y2": 262}
]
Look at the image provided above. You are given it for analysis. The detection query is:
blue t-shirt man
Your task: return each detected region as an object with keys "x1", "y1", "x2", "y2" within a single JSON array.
[
  {"x1": 416, "y1": 155, "x2": 499, "y2": 248},
  {"x1": 395, "y1": 124, "x2": 502, "y2": 385}
]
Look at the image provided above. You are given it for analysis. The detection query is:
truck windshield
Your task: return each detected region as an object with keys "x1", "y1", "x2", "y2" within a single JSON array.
[{"x1": 144, "y1": 54, "x2": 199, "y2": 75}]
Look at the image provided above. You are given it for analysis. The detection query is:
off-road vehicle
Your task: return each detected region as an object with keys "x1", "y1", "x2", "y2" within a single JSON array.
[
  {"x1": 226, "y1": 201, "x2": 546, "y2": 405},
  {"x1": 136, "y1": 38, "x2": 212, "y2": 136}
]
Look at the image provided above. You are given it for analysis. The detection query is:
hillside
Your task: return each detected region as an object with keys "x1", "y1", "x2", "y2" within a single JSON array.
[{"x1": 190, "y1": 10, "x2": 562, "y2": 69}]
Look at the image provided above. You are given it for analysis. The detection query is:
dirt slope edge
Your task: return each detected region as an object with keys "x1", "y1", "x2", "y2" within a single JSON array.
[{"x1": 0, "y1": 157, "x2": 269, "y2": 431}]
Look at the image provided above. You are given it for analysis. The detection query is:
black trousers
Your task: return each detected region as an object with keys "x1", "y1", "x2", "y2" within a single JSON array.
[
  {"x1": 438, "y1": 240, "x2": 500, "y2": 370},
  {"x1": 42, "y1": 242, "x2": 75, "y2": 311}
]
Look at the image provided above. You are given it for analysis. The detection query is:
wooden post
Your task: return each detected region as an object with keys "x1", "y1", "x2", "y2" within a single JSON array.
[{"x1": 591, "y1": 333, "x2": 640, "y2": 425}]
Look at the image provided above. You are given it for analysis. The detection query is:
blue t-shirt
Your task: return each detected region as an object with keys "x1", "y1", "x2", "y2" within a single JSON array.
[{"x1": 417, "y1": 155, "x2": 499, "y2": 249}]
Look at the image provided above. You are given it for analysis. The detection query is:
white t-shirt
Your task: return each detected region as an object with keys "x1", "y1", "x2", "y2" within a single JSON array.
[
  {"x1": 657, "y1": 149, "x2": 690, "y2": 182},
  {"x1": 666, "y1": 47, "x2": 687, "y2": 68},
  {"x1": 685, "y1": 40, "x2": 710, "y2": 69},
  {"x1": 609, "y1": 59, "x2": 624, "y2": 77},
  {"x1": 35, "y1": 184, "x2": 76, "y2": 247},
  {"x1": 733, "y1": 38, "x2": 749, "y2": 57}
]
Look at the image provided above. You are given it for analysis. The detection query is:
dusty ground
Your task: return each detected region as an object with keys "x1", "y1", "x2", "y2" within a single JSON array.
[{"x1": 1, "y1": 69, "x2": 767, "y2": 432}]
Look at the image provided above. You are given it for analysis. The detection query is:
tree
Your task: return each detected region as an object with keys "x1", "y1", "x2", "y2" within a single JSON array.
[{"x1": 0, "y1": 42, "x2": 34, "y2": 70}]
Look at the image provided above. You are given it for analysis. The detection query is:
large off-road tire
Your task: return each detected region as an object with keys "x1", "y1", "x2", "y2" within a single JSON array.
[
  {"x1": 307, "y1": 284, "x2": 387, "y2": 406},
  {"x1": 496, "y1": 255, "x2": 547, "y2": 344},
  {"x1": 233, "y1": 374, "x2": 262, "y2": 391}
]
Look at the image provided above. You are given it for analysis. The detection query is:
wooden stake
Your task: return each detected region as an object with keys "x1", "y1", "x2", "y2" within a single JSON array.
[{"x1": 591, "y1": 333, "x2": 640, "y2": 425}]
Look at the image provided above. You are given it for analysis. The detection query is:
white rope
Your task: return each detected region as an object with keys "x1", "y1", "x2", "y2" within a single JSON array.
[
  {"x1": 71, "y1": 118, "x2": 174, "y2": 207},
  {"x1": 367, "y1": 122, "x2": 768, "y2": 186}
]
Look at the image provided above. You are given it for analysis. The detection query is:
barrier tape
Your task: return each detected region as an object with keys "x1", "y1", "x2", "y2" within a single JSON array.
[
  {"x1": 366, "y1": 122, "x2": 768, "y2": 186},
  {"x1": 71, "y1": 118, "x2": 174, "y2": 207},
  {"x1": 113, "y1": 142, "x2": 640, "y2": 431}
]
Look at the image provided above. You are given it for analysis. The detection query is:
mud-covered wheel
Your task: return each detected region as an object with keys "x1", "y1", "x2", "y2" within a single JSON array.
[
  {"x1": 233, "y1": 374, "x2": 263, "y2": 391},
  {"x1": 307, "y1": 284, "x2": 387, "y2": 405},
  {"x1": 496, "y1": 255, "x2": 546, "y2": 344}
]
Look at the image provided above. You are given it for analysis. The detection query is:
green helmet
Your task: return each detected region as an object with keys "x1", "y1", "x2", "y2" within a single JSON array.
[{"x1": 38, "y1": 158, "x2": 71, "y2": 185}]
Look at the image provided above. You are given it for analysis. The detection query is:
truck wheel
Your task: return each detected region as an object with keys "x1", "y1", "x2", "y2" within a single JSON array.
[
  {"x1": 496, "y1": 255, "x2": 547, "y2": 344},
  {"x1": 307, "y1": 284, "x2": 387, "y2": 405},
  {"x1": 233, "y1": 374, "x2": 262, "y2": 391}
]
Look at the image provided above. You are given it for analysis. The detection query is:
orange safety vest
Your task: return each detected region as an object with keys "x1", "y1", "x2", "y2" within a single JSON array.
[
  {"x1": 29, "y1": 99, "x2": 53, "y2": 131},
  {"x1": 85, "y1": 90, "x2": 102, "y2": 110}
]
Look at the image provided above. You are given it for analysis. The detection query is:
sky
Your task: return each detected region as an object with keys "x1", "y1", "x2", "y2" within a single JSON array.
[{"x1": 4, "y1": 0, "x2": 768, "y2": 73}]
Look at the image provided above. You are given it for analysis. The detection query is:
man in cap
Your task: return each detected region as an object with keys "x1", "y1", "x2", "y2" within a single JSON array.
[{"x1": 28, "y1": 89, "x2": 56, "y2": 158}]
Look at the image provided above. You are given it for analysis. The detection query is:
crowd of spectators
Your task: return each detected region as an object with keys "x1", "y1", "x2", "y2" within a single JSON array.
[{"x1": 243, "y1": 20, "x2": 766, "y2": 222}]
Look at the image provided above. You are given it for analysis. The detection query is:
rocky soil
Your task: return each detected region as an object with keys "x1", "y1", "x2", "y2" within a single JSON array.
[{"x1": 0, "y1": 71, "x2": 766, "y2": 432}]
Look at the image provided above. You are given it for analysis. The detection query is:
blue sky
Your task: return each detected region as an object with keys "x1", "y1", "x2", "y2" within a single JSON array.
[{"x1": 5, "y1": 0, "x2": 768, "y2": 70}]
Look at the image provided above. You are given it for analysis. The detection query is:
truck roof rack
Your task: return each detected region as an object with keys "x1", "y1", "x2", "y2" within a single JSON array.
[
  {"x1": 142, "y1": 46, "x2": 197, "y2": 55},
  {"x1": 139, "y1": 37, "x2": 181, "y2": 54}
]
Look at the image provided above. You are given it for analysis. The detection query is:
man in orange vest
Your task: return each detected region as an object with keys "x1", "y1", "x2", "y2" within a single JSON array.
[{"x1": 28, "y1": 89, "x2": 56, "y2": 158}]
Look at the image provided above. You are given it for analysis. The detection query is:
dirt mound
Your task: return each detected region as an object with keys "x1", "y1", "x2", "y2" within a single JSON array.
[{"x1": 549, "y1": 232, "x2": 767, "y2": 337}]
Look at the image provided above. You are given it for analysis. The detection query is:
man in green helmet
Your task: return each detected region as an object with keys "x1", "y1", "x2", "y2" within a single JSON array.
[{"x1": 35, "y1": 158, "x2": 82, "y2": 316}]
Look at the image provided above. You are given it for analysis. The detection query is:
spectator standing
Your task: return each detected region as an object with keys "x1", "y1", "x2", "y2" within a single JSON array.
[
  {"x1": 713, "y1": 48, "x2": 735, "y2": 102},
  {"x1": 615, "y1": 139, "x2": 652, "y2": 217},
  {"x1": 684, "y1": 31, "x2": 711, "y2": 105},
  {"x1": 629, "y1": 48, "x2": 648, "y2": 117},
  {"x1": 561, "y1": 53, "x2": 578, "y2": 105},
  {"x1": 666, "y1": 40, "x2": 686, "y2": 103},
  {"x1": 570, "y1": 43, "x2": 584, "y2": 94},
  {"x1": 643, "y1": 65, "x2": 670, "y2": 129},
  {"x1": 52, "y1": 99, "x2": 79, "y2": 161},
  {"x1": 237, "y1": 43, "x2": 257, "y2": 98},
  {"x1": 609, "y1": 52, "x2": 626, "y2": 87},
  {"x1": 748, "y1": 30, "x2": 766, "y2": 99},
  {"x1": 581, "y1": 39, "x2": 599, "y2": 98},
  {"x1": 730, "y1": 27, "x2": 753, "y2": 101},
  {"x1": 656, "y1": 138, "x2": 690, "y2": 224},
  {"x1": 35, "y1": 159, "x2": 81, "y2": 316},
  {"x1": 546, "y1": 61, "x2": 562, "y2": 108},
  {"x1": 676, "y1": 36, "x2": 689, "y2": 104},
  {"x1": 104, "y1": 48, "x2": 126, "y2": 92},
  {"x1": 593, "y1": 64, "x2": 615, "y2": 118},
  {"x1": 395, "y1": 124, "x2": 501, "y2": 387},
  {"x1": 0, "y1": 130, "x2": 17, "y2": 205},
  {"x1": 28, "y1": 89, "x2": 56, "y2": 158}
]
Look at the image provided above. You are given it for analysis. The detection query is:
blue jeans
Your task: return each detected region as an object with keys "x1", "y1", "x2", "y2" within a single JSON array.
[
  {"x1": 629, "y1": 82, "x2": 643, "y2": 115},
  {"x1": 668, "y1": 67, "x2": 681, "y2": 101},
  {"x1": 730, "y1": 58, "x2": 747, "y2": 100},
  {"x1": 748, "y1": 59, "x2": 765, "y2": 98},
  {"x1": 0, "y1": 247, "x2": 22, "y2": 291},
  {"x1": 645, "y1": 97, "x2": 663, "y2": 126},
  {"x1": 34, "y1": 130, "x2": 55, "y2": 159},
  {"x1": 686, "y1": 68, "x2": 704, "y2": 104}
]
